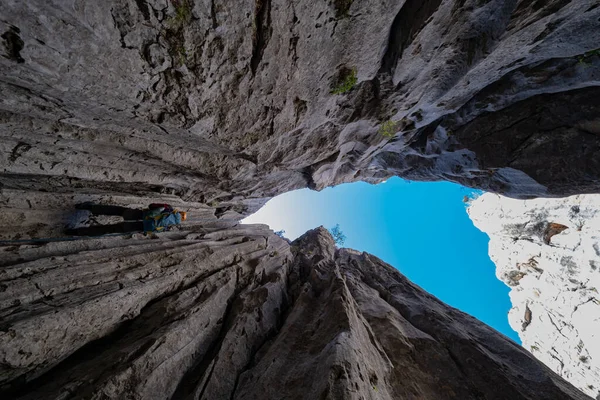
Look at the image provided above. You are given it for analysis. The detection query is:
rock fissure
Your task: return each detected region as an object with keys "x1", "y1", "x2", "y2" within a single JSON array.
[
  {"x1": 172, "y1": 288, "x2": 238, "y2": 400},
  {"x1": 0, "y1": 225, "x2": 594, "y2": 399},
  {"x1": 1, "y1": 1, "x2": 599, "y2": 398},
  {"x1": 250, "y1": 0, "x2": 272, "y2": 76},
  {"x1": 1, "y1": 26, "x2": 24, "y2": 63}
]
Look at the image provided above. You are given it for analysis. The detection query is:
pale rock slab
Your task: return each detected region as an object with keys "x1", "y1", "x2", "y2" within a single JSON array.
[{"x1": 469, "y1": 193, "x2": 600, "y2": 399}]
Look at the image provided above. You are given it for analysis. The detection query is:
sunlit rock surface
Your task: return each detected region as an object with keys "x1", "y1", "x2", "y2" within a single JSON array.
[
  {"x1": 469, "y1": 193, "x2": 600, "y2": 398},
  {"x1": 0, "y1": 227, "x2": 591, "y2": 399}
]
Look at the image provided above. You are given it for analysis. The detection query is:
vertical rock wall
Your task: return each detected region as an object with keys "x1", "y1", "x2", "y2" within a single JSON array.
[
  {"x1": 469, "y1": 193, "x2": 600, "y2": 398},
  {"x1": 0, "y1": 0, "x2": 599, "y2": 208},
  {"x1": 0, "y1": 1, "x2": 599, "y2": 398},
  {"x1": 0, "y1": 227, "x2": 592, "y2": 399}
]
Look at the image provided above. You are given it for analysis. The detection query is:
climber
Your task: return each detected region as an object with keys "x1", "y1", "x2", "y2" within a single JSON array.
[{"x1": 64, "y1": 203, "x2": 187, "y2": 236}]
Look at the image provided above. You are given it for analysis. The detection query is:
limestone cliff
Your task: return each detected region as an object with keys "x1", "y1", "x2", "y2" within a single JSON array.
[
  {"x1": 1, "y1": 0, "x2": 600, "y2": 399},
  {"x1": 0, "y1": 226, "x2": 591, "y2": 399},
  {"x1": 1, "y1": 0, "x2": 599, "y2": 239},
  {"x1": 469, "y1": 193, "x2": 600, "y2": 398}
]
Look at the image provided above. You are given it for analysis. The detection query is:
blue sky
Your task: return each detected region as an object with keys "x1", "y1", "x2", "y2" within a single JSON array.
[{"x1": 243, "y1": 177, "x2": 520, "y2": 343}]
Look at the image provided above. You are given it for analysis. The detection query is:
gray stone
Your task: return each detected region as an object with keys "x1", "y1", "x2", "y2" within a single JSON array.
[
  {"x1": 0, "y1": 227, "x2": 591, "y2": 399},
  {"x1": 0, "y1": 1, "x2": 598, "y2": 238},
  {"x1": 0, "y1": 1, "x2": 599, "y2": 398}
]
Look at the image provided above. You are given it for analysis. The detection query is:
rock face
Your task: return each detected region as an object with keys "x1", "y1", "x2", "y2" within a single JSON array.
[
  {"x1": 0, "y1": 0, "x2": 599, "y2": 236},
  {"x1": 469, "y1": 193, "x2": 600, "y2": 399},
  {"x1": 0, "y1": 226, "x2": 591, "y2": 399},
  {"x1": 0, "y1": 1, "x2": 599, "y2": 399}
]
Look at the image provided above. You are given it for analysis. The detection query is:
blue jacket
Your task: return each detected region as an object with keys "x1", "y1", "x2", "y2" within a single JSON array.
[{"x1": 142, "y1": 211, "x2": 182, "y2": 232}]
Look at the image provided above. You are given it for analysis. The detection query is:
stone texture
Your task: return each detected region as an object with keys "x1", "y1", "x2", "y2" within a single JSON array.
[
  {"x1": 0, "y1": 227, "x2": 591, "y2": 399},
  {"x1": 469, "y1": 193, "x2": 600, "y2": 398},
  {"x1": 0, "y1": 1, "x2": 599, "y2": 243},
  {"x1": 0, "y1": 1, "x2": 599, "y2": 399}
]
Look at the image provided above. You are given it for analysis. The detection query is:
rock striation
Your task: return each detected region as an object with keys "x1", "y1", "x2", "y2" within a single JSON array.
[
  {"x1": 0, "y1": 0, "x2": 599, "y2": 399},
  {"x1": 0, "y1": 0, "x2": 599, "y2": 238},
  {"x1": 0, "y1": 226, "x2": 592, "y2": 399},
  {"x1": 469, "y1": 193, "x2": 600, "y2": 399}
]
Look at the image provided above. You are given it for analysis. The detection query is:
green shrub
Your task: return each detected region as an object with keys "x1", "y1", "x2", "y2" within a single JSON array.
[
  {"x1": 378, "y1": 120, "x2": 398, "y2": 138},
  {"x1": 177, "y1": 45, "x2": 187, "y2": 65},
  {"x1": 329, "y1": 224, "x2": 346, "y2": 246},
  {"x1": 577, "y1": 48, "x2": 600, "y2": 67},
  {"x1": 331, "y1": 68, "x2": 357, "y2": 95},
  {"x1": 169, "y1": 0, "x2": 192, "y2": 26}
]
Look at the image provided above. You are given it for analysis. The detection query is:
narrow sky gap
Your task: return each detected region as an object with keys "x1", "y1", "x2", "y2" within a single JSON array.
[{"x1": 243, "y1": 177, "x2": 521, "y2": 343}]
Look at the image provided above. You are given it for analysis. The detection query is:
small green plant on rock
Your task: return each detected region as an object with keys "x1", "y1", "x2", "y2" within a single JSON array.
[
  {"x1": 240, "y1": 131, "x2": 261, "y2": 147},
  {"x1": 578, "y1": 56, "x2": 591, "y2": 67},
  {"x1": 330, "y1": 67, "x2": 357, "y2": 95},
  {"x1": 577, "y1": 48, "x2": 600, "y2": 67},
  {"x1": 169, "y1": 0, "x2": 192, "y2": 26},
  {"x1": 177, "y1": 45, "x2": 187, "y2": 65},
  {"x1": 379, "y1": 120, "x2": 398, "y2": 138}
]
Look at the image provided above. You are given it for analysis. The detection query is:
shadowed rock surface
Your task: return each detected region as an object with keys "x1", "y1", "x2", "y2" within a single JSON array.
[
  {"x1": 1, "y1": 1, "x2": 600, "y2": 241},
  {"x1": 0, "y1": 0, "x2": 599, "y2": 398},
  {"x1": 0, "y1": 227, "x2": 592, "y2": 399}
]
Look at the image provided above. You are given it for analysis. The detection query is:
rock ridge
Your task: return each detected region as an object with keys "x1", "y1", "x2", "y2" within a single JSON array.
[
  {"x1": 0, "y1": 1, "x2": 599, "y2": 398},
  {"x1": 0, "y1": 226, "x2": 592, "y2": 399},
  {"x1": 0, "y1": 1, "x2": 599, "y2": 239}
]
